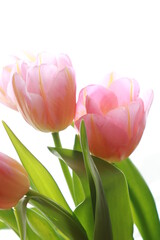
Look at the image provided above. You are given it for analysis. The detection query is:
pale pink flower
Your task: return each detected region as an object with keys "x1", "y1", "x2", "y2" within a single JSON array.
[
  {"x1": 0, "y1": 152, "x2": 30, "y2": 209},
  {"x1": 75, "y1": 73, "x2": 153, "y2": 162},
  {"x1": 0, "y1": 53, "x2": 76, "y2": 132}
]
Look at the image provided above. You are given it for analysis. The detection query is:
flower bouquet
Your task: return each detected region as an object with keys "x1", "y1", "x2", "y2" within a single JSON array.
[{"x1": 0, "y1": 53, "x2": 159, "y2": 240}]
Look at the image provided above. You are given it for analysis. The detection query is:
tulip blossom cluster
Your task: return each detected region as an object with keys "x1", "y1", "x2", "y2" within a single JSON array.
[{"x1": 0, "y1": 53, "x2": 153, "y2": 211}]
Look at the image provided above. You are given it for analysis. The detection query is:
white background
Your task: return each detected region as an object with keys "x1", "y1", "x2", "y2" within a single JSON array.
[{"x1": 0, "y1": 0, "x2": 160, "y2": 239}]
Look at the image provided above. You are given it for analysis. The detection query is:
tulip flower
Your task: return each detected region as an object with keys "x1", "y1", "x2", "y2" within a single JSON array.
[
  {"x1": 0, "y1": 53, "x2": 76, "y2": 132},
  {"x1": 0, "y1": 152, "x2": 30, "y2": 209},
  {"x1": 75, "y1": 73, "x2": 153, "y2": 162}
]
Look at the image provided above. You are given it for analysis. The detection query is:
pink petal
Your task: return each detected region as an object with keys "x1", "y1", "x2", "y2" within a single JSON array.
[
  {"x1": 13, "y1": 73, "x2": 49, "y2": 131},
  {"x1": 106, "y1": 77, "x2": 140, "y2": 105},
  {"x1": 46, "y1": 66, "x2": 76, "y2": 130},
  {"x1": 26, "y1": 64, "x2": 57, "y2": 94},
  {"x1": 75, "y1": 98, "x2": 145, "y2": 161},
  {"x1": 85, "y1": 85, "x2": 118, "y2": 115},
  {"x1": 75, "y1": 87, "x2": 88, "y2": 121},
  {"x1": 141, "y1": 89, "x2": 154, "y2": 116}
]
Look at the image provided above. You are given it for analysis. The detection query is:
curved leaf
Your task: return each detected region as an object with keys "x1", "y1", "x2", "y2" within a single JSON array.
[
  {"x1": 74, "y1": 198, "x2": 94, "y2": 240},
  {"x1": 3, "y1": 121, "x2": 71, "y2": 213},
  {"x1": 0, "y1": 209, "x2": 18, "y2": 234},
  {"x1": 115, "y1": 158, "x2": 160, "y2": 240},
  {"x1": 80, "y1": 120, "x2": 113, "y2": 240},
  {"x1": 27, "y1": 190, "x2": 88, "y2": 240},
  {"x1": 49, "y1": 147, "x2": 133, "y2": 240},
  {"x1": 27, "y1": 208, "x2": 63, "y2": 240},
  {"x1": 14, "y1": 197, "x2": 28, "y2": 240},
  {"x1": 0, "y1": 220, "x2": 8, "y2": 230},
  {"x1": 72, "y1": 134, "x2": 85, "y2": 206}
]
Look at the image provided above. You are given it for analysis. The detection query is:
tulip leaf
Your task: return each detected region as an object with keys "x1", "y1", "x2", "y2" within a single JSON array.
[
  {"x1": 14, "y1": 197, "x2": 28, "y2": 240},
  {"x1": 72, "y1": 134, "x2": 85, "y2": 206},
  {"x1": 26, "y1": 189, "x2": 88, "y2": 240},
  {"x1": 80, "y1": 120, "x2": 113, "y2": 240},
  {"x1": 2, "y1": 121, "x2": 71, "y2": 214},
  {"x1": 74, "y1": 198, "x2": 94, "y2": 240},
  {"x1": 26, "y1": 224, "x2": 42, "y2": 240},
  {"x1": 49, "y1": 147, "x2": 133, "y2": 239},
  {"x1": 27, "y1": 208, "x2": 65, "y2": 240},
  {"x1": 0, "y1": 220, "x2": 8, "y2": 230},
  {"x1": 115, "y1": 158, "x2": 160, "y2": 240},
  {"x1": 0, "y1": 209, "x2": 18, "y2": 234},
  {"x1": 72, "y1": 172, "x2": 85, "y2": 206}
]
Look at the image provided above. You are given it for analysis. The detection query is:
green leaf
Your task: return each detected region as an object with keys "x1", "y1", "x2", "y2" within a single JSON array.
[
  {"x1": 27, "y1": 208, "x2": 64, "y2": 240},
  {"x1": 115, "y1": 158, "x2": 160, "y2": 240},
  {"x1": 26, "y1": 224, "x2": 42, "y2": 240},
  {"x1": 0, "y1": 220, "x2": 8, "y2": 230},
  {"x1": 0, "y1": 209, "x2": 18, "y2": 234},
  {"x1": 80, "y1": 120, "x2": 113, "y2": 240},
  {"x1": 2, "y1": 121, "x2": 71, "y2": 214},
  {"x1": 72, "y1": 172, "x2": 85, "y2": 206},
  {"x1": 49, "y1": 148, "x2": 133, "y2": 240},
  {"x1": 72, "y1": 134, "x2": 85, "y2": 206},
  {"x1": 26, "y1": 190, "x2": 88, "y2": 240},
  {"x1": 74, "y1": 198, "x2": 94, "y2": 240},
  {"x1": 14, "y1": 197, "x2": 28, "y2": 240}
]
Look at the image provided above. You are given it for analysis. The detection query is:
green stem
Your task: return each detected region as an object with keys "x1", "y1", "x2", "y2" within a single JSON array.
[{"x1": 52, "y1": 132, "x2": 75, "y2": 204}]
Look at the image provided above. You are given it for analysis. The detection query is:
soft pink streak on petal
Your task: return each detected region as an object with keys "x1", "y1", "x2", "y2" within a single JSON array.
[
  {"x1": 13, "y1": 73, "x2": 50, "y2": 131},
  {"x1": 45, "y1": 66, "x2": 76, "y2": 131}
]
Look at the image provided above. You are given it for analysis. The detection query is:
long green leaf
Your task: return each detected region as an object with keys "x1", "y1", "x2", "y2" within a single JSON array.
[
  {"x1": 49, "y1": 147, "x2": 133, "y2": 240},
  {"x1": 74, "y1": 198, "x2": 94, "y2": 240},
  {"x1": 26, "y1": 224, "x2": 42, "y2": 240},
  {"x1": 72, "y1": 134, "x2": 85, "y2": 206},
  {"x1": 27, "y1": 208, "x2": 63, "y2": 240},
  {"x1": 0, "y1": 220, "x2": 8, "y2": 230},
  {"x1": 2, "y1": 121, "x2": 71, "y2": 213},
  {"x1": 80, "y1": 120, "x2": 113, "y2": 240},
  {"x1": 0, "y1": 209, "x2": 18, "y2": 234},
  {"x1": 115, "y1": 158, "x2": 160, "y2": 240},
  {"x1": 0, "y1": 208, "x2": 42, "y2": 240},
  {"x1": 26, "y1": 190, "x2": 88, "y2": 240},
  {"x1": 14, "y1": 197, "x2": 28, "y2": 240}
]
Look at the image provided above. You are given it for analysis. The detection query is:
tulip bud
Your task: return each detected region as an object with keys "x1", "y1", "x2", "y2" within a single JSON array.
[{"x1": 0, "y1": 152, "x2": 30, "y2": 209}]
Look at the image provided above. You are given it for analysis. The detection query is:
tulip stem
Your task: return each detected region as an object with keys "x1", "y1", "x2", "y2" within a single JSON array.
[{"x1": 52, "y1": 132, "x2": 75, "y2": 204}]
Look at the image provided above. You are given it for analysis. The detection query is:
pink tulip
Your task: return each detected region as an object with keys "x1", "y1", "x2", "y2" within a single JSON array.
[
  {"x1": 0, "y1": 152, "x2": 30, "y2": 209},
  {"x1": 75, "y1": 73, "x2": 153, "y2": 162},
  {"x1": 0, "y1": 53, "x2": 76, "y2": 132}
]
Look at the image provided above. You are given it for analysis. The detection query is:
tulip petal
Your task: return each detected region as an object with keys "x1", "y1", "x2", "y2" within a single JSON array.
[
  {"x1": 107, "y1": 78, "x2": 140, "y2": 105},
  {"x1": 75, "y1": 98, "x2": 145, "y2": 161},
  {"x1": 142, "y1": 89, "x2": 154, "y2": 116},
  {"x1": 13, "y1": 73, "x2": 50, "y2": 132},
  {"x1": 45, "y1": 67, "x2": 76, "y2": 130},
  {"x1": 75, "y1": 87, "x2": 88, "y2": 122},
  {"x1": 85, "y1": 85, "x2": 118, "y2": 115}
]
